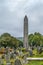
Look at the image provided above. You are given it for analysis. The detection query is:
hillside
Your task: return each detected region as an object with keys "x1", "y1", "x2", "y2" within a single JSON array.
[{"x1": 17, "y1": 37, "x2": 23, "y2": 41}]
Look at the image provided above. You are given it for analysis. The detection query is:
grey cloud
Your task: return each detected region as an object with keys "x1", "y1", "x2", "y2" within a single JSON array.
[{"x1": 0, "y1": 0, "x2": 43, "y2": 37}]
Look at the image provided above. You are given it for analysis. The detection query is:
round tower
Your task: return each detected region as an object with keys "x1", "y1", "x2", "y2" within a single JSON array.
[{"x1": 23, "y1": 15, "x2": 28, "y2": 50}]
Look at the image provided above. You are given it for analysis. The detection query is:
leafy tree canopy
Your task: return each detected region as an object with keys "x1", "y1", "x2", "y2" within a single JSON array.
[
  {"x1": 28, "y1": 32, "x2": 43, "y2": 46},
  {"x1": 0, "y1": 33, "x2": 23, "y2": 48}
]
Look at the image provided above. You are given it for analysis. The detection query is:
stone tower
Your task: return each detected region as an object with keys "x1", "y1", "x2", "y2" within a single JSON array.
[{"x1": 23, "y1": 15, "x2": 28, "y2": 50}]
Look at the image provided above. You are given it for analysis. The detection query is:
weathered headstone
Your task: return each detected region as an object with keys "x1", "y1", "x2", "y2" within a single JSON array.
[
  {"x1": 6, "y1": 63, "x2": 11, "y2": 65},
  {"x1": 37, "y1": 46, "x2": 42, "y2": 54},
  {"x1": 5, "y1": 52, "x2": 10, "y2": 63},
  {"x1": 19, "y1": 51, "x2": 23, "y2": 56},
  {"x1": 14, "y1": 54, "x2": 16, "y2": 59},
  {"x1": 14, "y1": 59, "x2": 22, "y2": 65},
  {"x1": 22, "y1": 55, "x2": 28, "y2": 65},
  {"x1": 10, "y1": 53, "x2": 14, "y2": 59},
  {"x1": 29, "y1": 48, "x2": 33, "y2": 56}
]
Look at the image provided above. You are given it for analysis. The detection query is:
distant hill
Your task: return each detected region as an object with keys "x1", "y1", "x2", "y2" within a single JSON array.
[{"x1": 17, "y1": 37, "x2": 23, "y2": 42}]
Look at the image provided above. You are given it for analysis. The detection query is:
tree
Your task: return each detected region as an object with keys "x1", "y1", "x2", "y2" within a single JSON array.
[
  {"x1": 0, "y1": 33, "x2": 23, "y2": 48},
  {"x1": 28, "y1": 32, "x2": 43, "y2": 46}
]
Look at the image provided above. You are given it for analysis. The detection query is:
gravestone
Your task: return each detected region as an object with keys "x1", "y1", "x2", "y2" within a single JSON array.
[
  {"x1": 37, "y1": 46, "x2": 42, "y2": 54},
  {"x1": 19, "y1": 50, "x2": 23, "y2": 56},
  {"x1": 10, "y1": 53, "x2": 14, "y2": 59},
  {"x1": 14, "y1": 54, "x2": 16, "y2": 59},
  {"x1": 14, "y1": 59, "x2": 22, "y2": 65},
  {"x1": 6, "y1": 63, "x2": 11, "y2": 65},
  {"x1": 29, "y1": 48, "x2": 33, "y2": 56},
  {"x1": 5, "y1": 51, "x2": 10, "y2": 63},
  {"x1": 22, "y1": 55, "x2": 28, "y2": 64}
]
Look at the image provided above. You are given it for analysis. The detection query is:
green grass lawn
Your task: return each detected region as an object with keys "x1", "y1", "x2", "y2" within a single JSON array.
[
  {"x1": 26, "y1": 61, "x2": 43, "y2": 65},
  {"x1": 22, "y1": 49, "x2": 43, "y2": 65}
]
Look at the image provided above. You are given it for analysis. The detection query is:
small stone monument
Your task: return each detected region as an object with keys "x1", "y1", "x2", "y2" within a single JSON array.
[
  {"x1": 22, "y1": 55, "x2": 28, "y2": 64},
  {"x1": 14, "y1": 59, "x2": 22, "y2": 65},
  {"x1": 29, "y1": 48, "x2": 33, "y2": 56},
  {"x1": 5, "y1": 52, "x2": 10, "y2": 63},
  {"x1": 10, "y1": 53, "x2": 14, "y2": 59},
  {"x1": 6, "y1": 63, "x2": 11, "y2": 65},
  {"x1": 14, "y1": 54, "x2": 16, "y2": 59},
  {"x1": 37, "y1": 46, "x2": 42, "y2": 54},
  {"x1": 19, "y1": 50, "x2": 23, "y2": 56}
]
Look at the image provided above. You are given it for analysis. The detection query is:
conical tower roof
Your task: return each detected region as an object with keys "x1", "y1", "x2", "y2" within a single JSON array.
[{"x1": 24, "y1": 15, "x2": 28, "y2": 21}]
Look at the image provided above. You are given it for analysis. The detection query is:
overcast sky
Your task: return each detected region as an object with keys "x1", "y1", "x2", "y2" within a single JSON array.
[{"x1": 0, "y1": 0, "x2": 43, "y2": 37}]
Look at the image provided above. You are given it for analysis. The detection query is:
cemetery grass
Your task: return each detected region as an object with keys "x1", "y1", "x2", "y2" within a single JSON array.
[
  {"x1": 2, "y1": 59, "x2": 43, "y2": 65},
  {"x1": 0, "y1": 49, "x2": 43, "y2": 65},
  {"x1": 26, "y1": 61, "x2": 43, "y2": 65},
  {"x1": 24, "y1": 49, "x2": 43, "y2": 65}
]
